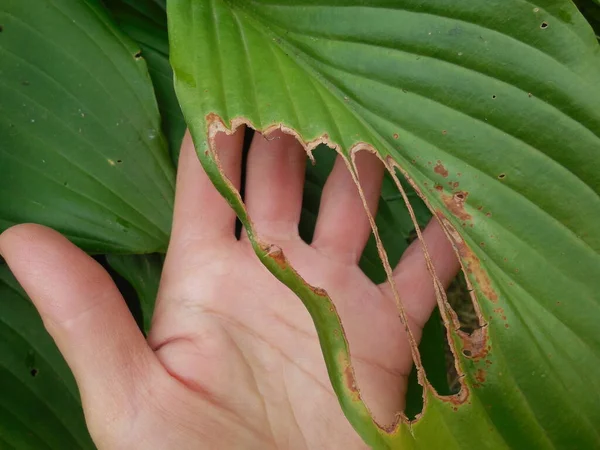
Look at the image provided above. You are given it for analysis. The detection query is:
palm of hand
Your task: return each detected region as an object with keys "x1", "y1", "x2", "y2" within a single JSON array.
[{"x1": 0, "y1": 128, "x2": 458, "y2": 449}]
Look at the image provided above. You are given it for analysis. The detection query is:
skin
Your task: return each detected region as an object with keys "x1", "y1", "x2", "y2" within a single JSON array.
[{"x1": 0, "y1": 128, "x2": 459, "y2": 449}]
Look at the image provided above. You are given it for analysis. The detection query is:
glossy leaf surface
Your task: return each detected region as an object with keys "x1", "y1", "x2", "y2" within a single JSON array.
[{"x1": 0, "y1": 0, "x2": 175, "y2": 253}]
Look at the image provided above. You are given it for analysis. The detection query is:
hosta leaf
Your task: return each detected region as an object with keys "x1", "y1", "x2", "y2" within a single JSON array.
[
  {"x1": 169, "y1": 0, "x2": 600, "y2": 448},
  {"x1": 106, "y1": 253, "x2": 163, "y2": 333},
  {"x1": 0, "y1": 265, "x2": 93, "y2": 449},
  {"x1": 576, "y1": 0, "x2": 600, "y2": 40},
  {"x1": 302, "y1": 144, "x2": 432, "y2": 283},
  {"x1": 103, "y1": 0, "x2": 186, "y2": 161},
  {"x1": 102, "y1": 0, "x2": 435, "y2": 273},
  {"x1": 0, "y1": 0, "x2": 175, "y2": 253}
]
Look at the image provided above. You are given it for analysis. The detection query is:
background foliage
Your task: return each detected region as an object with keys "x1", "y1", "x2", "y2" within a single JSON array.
[{"x1": 0, "y1": 0, "x2": 599, "y2": 448}]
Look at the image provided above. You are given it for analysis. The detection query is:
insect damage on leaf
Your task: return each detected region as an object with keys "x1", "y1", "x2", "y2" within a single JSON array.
[
  {"x1": 441, "y1": 191, "x2": 472, "y2": 222},
  {"x1": 262, "y1": 244, "x2": 287, "y2": 269},
  {"x1": 459, "y1": 327, "x2": 490, "y2": 361},
  {"x1": 434, "y1": 161, "x2": 449, "y2": 178}
]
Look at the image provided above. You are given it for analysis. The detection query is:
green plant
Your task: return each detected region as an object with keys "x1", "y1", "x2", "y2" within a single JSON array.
[{"x1": 1, "y1": 0, "x2": 599, "y2": 448}]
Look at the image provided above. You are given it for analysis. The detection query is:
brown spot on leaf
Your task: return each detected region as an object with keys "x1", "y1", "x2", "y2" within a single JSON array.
[
  {"x1": 459, "y1": 327, "x2": 490, "y2": 361},
  {"x1": 436, "y1": 213, "x2": 464, "y2": 244},
  {"x1": 311, "y1": 286, "x2": 328, "y2": 297},
  {"x1": 434, "y1": 161, "x2": 449, "y2": 177},
  {"x1": 443, "y1": 385, "x2": 470, "y2": 406},
  {"x1": 475, "y1": 369, "x2": 486, "y2": 384},
  {"x1": 393, "y1": 133, "x2": 399, "y2": 139},
  {"x1": 454, "y1": 238, "x2": 499, "y2": 302},
  {"x1": 441, "y1": 191, "x2": 472, "y2": 221},
  {"x1": 342, "y1": 361, "x2": 360, "y2": 401},
  {"x1": 263, "y1": 245, "x2": 287, "y2": 269}
]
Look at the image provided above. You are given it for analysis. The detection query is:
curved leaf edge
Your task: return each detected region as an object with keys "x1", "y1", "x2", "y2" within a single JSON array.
[{"x1": 186, "y1": 112, "x2": 495, "y2": 449}]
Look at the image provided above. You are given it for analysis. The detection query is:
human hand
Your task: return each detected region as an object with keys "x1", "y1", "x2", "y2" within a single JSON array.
[{"x1": 0, "y1": 128, "x2": 459, "y2": 449}]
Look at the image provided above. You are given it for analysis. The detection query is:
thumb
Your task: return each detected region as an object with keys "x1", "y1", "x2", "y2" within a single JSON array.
[{"x1": 0, "y1": 224, "x2": 158, "y2": 432}]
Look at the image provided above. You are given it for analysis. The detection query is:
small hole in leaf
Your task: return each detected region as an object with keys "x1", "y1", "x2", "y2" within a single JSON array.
[
  {"x1": 30, "y1": 368, "x2": 38, "y2": 377},
  {"x1": 134, "y1": 51, "x2": 142, "y2": 59},
  {"x1": 492, "y1": 95, "x2": 496, "y2": 99},
  {"x1": 540, "y1": 21, "x2": 549, "y2": 29},
  {"x1": 462, "y1": 349, "x2": 472, "y2": 357},
  {"x1": 498, "y1": 173, "x2": 506, "y2": 180},
  {"x1": 455, "y1": 192, "x2": 465, "y2": 200},
  {"x1": 116, "y1": 159, "x2": 122, "y2": 164}
]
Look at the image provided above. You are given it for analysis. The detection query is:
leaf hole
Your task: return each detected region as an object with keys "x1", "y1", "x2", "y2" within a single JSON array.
[
  {"x1": 30, "y1": 368, "x2": 38, "y2": 377},
  {"x1": 134, "y1": 50, "x2": 142, "y2": 59},
  {"x1": 497, "y1": 173, "x2": 506, "y2": 180},
  {"x1": 116, "y1": 159, "x2": 122, "y2": 164},
  {"x1": 491, "y1": 95, "x2": 496, "y2": 99},
  {"x1": 540, "y1": 21, "x2": 549, "y2": 29}
]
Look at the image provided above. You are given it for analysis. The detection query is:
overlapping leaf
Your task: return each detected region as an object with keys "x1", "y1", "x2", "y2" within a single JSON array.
[
  {"x1": 104, "y1": 0, "x2": 186, "y2": 160},
  {"x1": 0, "y1": 0, "x2": 175, "y2": 253},
  {"x1": 169, "y1": 1, "x2": 600, "y2": 448},
  {"x1": 106, "y1": 253, "x2": 163, "y2": 333},
  {"x1": 0, "y1": 266, "x2": 94, "y2": 449}
]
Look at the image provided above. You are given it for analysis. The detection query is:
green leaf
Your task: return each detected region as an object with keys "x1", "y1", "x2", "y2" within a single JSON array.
[
  {"x1": 575, "y1": 0, "x2": 600, "y2": 40},
  {"x1": 106, "y1": 253, "x2": 163, "y2": 333},
  {"x1": 0, "y1": 265, "x2": 93, "y2": 449},
  {"x1": 0, "y1": 0, "x2": 175, "y2": 254},
  {"x1": 302, "y1": 144, "x2": 432, "y2": 283},
  {"x1": 169, "y1": 1, "x2": 600, "y2": 448},
  {"x1": 103, "y1": 0, "x2": 186, "y2": 161}
]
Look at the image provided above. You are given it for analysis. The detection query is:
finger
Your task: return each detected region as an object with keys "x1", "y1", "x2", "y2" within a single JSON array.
[
  {"x1": 170, "y1": 128, "x2": 245, "y2": 247},
  {"x1": 383, "y1": 218, "x2": 461, "y2": 328},
  {"x1": 0, "y1": 224, "x2": 158, "y2": 417},
  {"x1": 312, "y1": 151, "x2": 384, "y2": 263},
  {"x1": 243, "y1": 129, "x2": 307, "y2": 240}
]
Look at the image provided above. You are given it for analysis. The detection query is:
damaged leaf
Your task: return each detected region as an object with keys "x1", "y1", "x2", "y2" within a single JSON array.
[{"x1": 169, "y1": 1, "x2": 600, "y2": 448}]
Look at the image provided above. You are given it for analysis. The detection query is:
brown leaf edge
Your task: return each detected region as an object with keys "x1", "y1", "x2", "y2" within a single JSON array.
[{"x1": 187, "y1": 114, "x2": 491, "y2": 449}]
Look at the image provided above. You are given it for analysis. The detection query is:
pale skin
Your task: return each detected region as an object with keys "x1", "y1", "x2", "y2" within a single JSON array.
[{"x1": 0, "y1": 128, "x2": 459, "y2": 449}]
